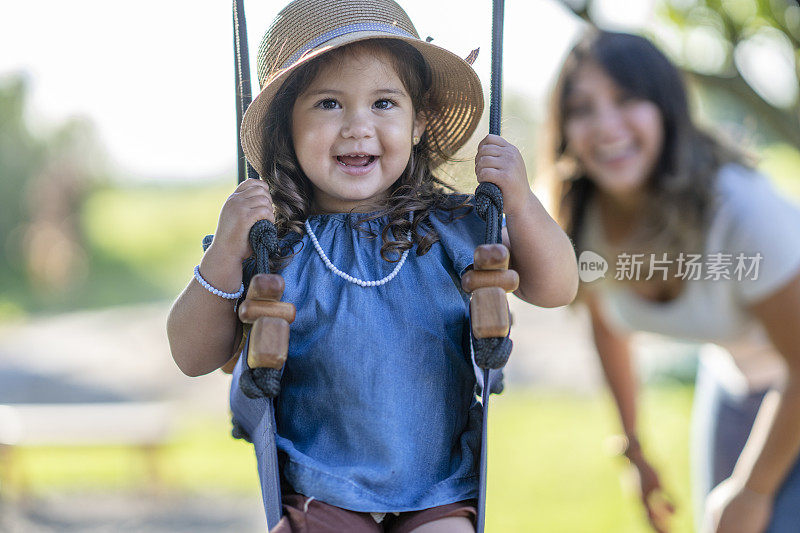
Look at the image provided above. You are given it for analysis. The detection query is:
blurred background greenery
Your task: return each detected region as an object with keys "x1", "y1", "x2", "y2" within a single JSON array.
[
  {"x1": 4, "y1": 0, "x2": 800, "y2": 318},
  {"x1": 2, "y1": 0, "x2": 800, "y2": 531},
  {"x1": 6, "y1": 387, "x2": 694, "y2": 532}
]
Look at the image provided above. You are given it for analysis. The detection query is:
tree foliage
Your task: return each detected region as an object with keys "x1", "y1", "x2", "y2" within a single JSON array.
[
  {"x1": 553, "y1": 0, "x2": 800, "y2": 146},
  {"x1": 0, "y1": 75, "x2": 105, "y2": 304},
  {"x1": 0, "y1": 78, "x2": 41, "y2": 273}
]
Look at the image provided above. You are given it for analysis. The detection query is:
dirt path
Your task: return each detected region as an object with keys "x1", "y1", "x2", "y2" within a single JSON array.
[
  {"x1": 0, "y1": 492, "x2": 265, "y2": 533},
  {"x1": 0, "y1": 299, "x2": 603, "y2": 405}
]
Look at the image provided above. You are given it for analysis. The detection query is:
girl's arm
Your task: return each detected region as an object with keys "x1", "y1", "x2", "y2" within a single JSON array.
[
  {"x1": 475, "y1": 134, "x2": 577, "y2": 307},
  {"x1": 587, "y1": 292, "x2": 674, "y2": 533},
  {"x1": 166, "y1": 179, "x2": 274, "y2": 377},
  {"x1": 501, "y1": 200, "x2": 578, "y2": 307},
  {"x1": 707, "y1": 271, "x2": 800, "y2": 532},
  {"x1": 167, "y1": 249, "x2": 244, "y2": 377}
]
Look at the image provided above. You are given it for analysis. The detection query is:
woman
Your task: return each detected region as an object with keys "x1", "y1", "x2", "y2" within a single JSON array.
[{"x1": 544, "y1": 30, "x2": 800, "y2": 533}]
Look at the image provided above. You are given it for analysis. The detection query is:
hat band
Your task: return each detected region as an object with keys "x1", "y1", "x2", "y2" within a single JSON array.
[{"x1": 281, "y1": 22, "x2": 416, "y2": 69}]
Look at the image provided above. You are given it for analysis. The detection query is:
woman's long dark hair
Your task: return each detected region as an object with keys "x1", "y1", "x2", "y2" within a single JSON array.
[
  {"x1": 543, "y1": 30, "x2": 744, "y2": 258},
  {"x1": 260, "y1": 39, "x2": 469, "y2": 264}
]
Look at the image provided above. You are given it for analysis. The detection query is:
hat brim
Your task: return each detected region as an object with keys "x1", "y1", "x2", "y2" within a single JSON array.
[{"x1": 240, "y1": 32, "x2": 484, "y2": 177}]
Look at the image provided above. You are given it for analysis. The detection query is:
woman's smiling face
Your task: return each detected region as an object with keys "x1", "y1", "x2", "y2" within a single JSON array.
[
  {"x1": 291, "y1": 48, "x2": 426, "y2": 214},
  {"x1": 563, "y1": 61, "x2": 664, "y2": 201}
]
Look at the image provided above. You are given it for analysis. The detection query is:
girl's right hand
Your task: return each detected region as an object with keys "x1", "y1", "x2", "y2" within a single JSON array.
[
  {"x1": 211, "y1": 179, "x2": 275, "y2": 262},
  {"x1": 628, "y1": 452, "x2": 676, "y2": 533}
]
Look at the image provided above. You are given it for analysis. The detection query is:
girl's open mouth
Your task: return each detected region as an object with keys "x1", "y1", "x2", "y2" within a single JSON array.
[
  {"x1": 337, "y1": 155, "x2": 376, "y2": 167},
  {"x1": 336, "y1": 154, "x2": 378, "y2": 176}
]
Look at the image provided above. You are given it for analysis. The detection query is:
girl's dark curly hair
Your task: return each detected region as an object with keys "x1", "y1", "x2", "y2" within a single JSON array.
[{"x1": 260, "y1": 38, "x2": 470, "y2": 264}]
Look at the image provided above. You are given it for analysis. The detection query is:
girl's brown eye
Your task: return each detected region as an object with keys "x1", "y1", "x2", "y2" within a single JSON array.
[
  {"x1": 316, "y1": 99, "x2": 339, "y2": 110},
  {"x1": 374, "y1": 99, "x2": 396, "y2": 110}
]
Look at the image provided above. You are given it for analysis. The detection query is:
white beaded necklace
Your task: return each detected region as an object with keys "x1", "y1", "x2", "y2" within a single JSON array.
[{"x1": 304, "y1": 213, "x2": 412, "y2": 287}]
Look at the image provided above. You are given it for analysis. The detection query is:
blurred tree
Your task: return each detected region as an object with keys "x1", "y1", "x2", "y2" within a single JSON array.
[
  {"x1": 0, "y1": 75, "x2": 106, "y2": 307},
  {"x1": 0, "y1": 77, "x2": 42, "y2": 276},
  {"x1": 23, "y1": 117, "x2": 104, "y2": 291},
  {"x1": 552, "y1": 0, "x2": 800, "y2": 147}
]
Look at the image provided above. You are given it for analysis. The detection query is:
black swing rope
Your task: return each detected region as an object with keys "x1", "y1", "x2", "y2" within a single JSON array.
[
  {"x1": 230, "y1": 3, "x2": 285, "y2": 527},
  {"x1": 233, "y1": 0, "x2": 258, "y2": 185},
  {"x1": 471, "y1": 1, "x2": 512, "y2": 531},
  {"x1": 232, "y1": 0, "x2": 282, "y2": 401},
  {"x1": 229, "y1": 2, "x2": 511, "y2": 531}
]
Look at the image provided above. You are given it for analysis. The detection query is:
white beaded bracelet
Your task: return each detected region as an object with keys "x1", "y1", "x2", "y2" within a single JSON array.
[{"x1": 193, "y1": 265, "x2": 244, "y2": 300}]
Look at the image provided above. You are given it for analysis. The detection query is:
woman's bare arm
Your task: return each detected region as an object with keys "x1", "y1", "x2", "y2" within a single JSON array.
[
  {"x1": 734, "y1": 271, "x2": 800, "y2": 495},
  {"x1": 587, "y1": 292, "x2": 674, "y2": 532},
  {"x1": 586, "y1": 292, "x2": 638, "y2": 439}
]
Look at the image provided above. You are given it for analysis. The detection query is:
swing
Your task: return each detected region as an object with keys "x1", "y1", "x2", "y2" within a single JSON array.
[{"x1": 215, "y1": 1, "x2": 513, "y2": 530}]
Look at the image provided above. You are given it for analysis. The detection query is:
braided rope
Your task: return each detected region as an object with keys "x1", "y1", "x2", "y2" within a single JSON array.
[
  {"x1": 231, "y1": 417, "x2": 252, "y2": 443},
  {"x1": 231, "y1": 2, "x2": 283, "y2": 529},
  {"x1": 233, "y1": 0, "x2": 258, "y2": 183},
  {"x1": 235, "y1": 220, "x2": 283, "y2": 400},
  {"x1": 474, "y1": 182, "x2": 503, "y2": 246},
  {"x1": 249, "y1": 219, "x2": 279, "y2": 276},
  {"x1": 241, "y1": 365, "x2": 282, "y2": 399},
  {"x1": 473, "y1": 334, "x2": 512, "y2": 370},
  {"x1": 474, "y1": 3, "x2": 507, "y2": 532},
  {"x1": 472, "y1": 182, "x2": 509, "y2": 374},
  {"x1": 232, "y1": 0, "x2": 281, "y2": 431}
]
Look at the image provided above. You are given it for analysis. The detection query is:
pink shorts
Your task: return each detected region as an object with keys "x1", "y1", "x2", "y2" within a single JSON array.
[{"x1": 269, "y1": 493, "x2": 477, "y2": 533}]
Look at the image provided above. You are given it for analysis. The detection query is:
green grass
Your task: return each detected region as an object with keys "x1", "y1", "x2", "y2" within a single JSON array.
[
  {"x1": 81, "y1": 183, "x2": 231, "y2": 296},
  {"x1": 4, "y1": 142, "x2": 799, "y2": 316},
  {"x1": 0, "y1": 181, "x2": 235, "y2": 315},
  {"x1": 5, "y1": 386, "x2": 695, "y2": 531},
  {"x1": 487, "y1": 387, "x2": 694, "y2": 532}
]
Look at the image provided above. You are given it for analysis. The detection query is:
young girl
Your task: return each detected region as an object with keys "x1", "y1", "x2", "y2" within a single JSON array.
[
  {"x1": 168, "y1": 0, "x2": 577, "y2": 531},
  {"x1": 544, "y1": 30, "x2": 800, "y2": 533}
]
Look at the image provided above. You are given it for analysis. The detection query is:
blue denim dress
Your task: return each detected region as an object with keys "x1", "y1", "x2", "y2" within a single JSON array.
[{"x1": 230, "y1": 201, "x2": 485, "y2": 514}]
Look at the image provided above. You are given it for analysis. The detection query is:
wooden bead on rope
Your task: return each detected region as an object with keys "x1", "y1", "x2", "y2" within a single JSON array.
[
  {"x1": 469, "y1": 244, "x2": 512, "y2": 339},
  {"x1": 221, "y1": 273, "x2": 292, "y2": 374},
  {"x1": 238, "y1": 300, "x2": 296, "y2": 324},
  {"x1": 237, "y1": 273, "x2": 294, "y2": 371},
  {"x1": 248, "y1": 316, "x2": 290, "y2": 370},
  {"x1": 473, "y1": 243, "x2": 509, "y2": 270},
  {"x1": 461, "y1": 269, "x2": 519, "y2": 293},
  {"x1": 247, "y1": 273, "x2": 285, "y2": 301}
]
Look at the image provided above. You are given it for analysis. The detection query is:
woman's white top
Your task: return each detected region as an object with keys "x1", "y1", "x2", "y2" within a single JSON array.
[{"x1": 581, "y1": 164, "x2": 800, "y2": 391}]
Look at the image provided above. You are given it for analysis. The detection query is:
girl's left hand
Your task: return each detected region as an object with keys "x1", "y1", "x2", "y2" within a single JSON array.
[
  {"x1": 702, "y1": 477, "x2": 773, "y2": 533},
  {"x1": 475, "y1": 134, "x2": 531, "y2": 217}
]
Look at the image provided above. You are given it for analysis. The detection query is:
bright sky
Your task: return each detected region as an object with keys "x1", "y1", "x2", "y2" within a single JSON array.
[{"x1": 0, "y1": 0, "x2": 655, "y2": 182}]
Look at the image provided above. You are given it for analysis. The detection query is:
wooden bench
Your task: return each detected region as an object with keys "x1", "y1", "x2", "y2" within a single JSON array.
[{"x1": 0, "y1": 402, "x2": 174, "y2": 496}]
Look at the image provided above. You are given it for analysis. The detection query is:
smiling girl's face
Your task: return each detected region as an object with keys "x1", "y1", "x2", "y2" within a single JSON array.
[
  {"x1": 291, "y1": 47, "x2": 427, "y2": 214},
  {"x1": 563, "y1": 61, "x2": 664, "y2": 202}
]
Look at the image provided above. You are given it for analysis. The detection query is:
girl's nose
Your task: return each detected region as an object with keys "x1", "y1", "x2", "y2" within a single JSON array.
[{"x1": 341, "y1": 108, "x2": 375, "y2": 139}]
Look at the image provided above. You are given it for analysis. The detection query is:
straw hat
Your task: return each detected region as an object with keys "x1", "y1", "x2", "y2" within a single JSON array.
[{"x1": 240, "y1": 0, "x2": 484, "y2": 177}]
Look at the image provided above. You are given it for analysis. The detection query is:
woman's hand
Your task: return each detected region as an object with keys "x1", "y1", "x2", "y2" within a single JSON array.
[
  {"x1": 702, "y1": 477, "x2": 772, "y2": 533},
  {"x1": 627, "y1": 451, "x2": 675, "y2": 533},
  {"x1": 211, "y1": 178, "x2": 275, "y2": 262},
  {"x1": 474, "y1": 134, "x2": 531, "y2": 217}
]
